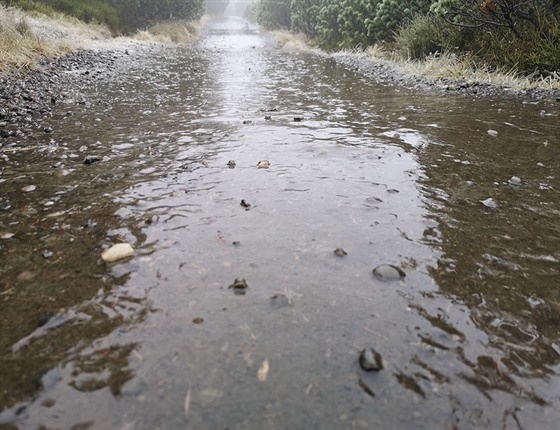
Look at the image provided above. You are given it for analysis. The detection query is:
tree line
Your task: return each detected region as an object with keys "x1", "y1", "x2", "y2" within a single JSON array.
[{"x1": 253, "y1": 0, "x2": 560, "y2": 75}]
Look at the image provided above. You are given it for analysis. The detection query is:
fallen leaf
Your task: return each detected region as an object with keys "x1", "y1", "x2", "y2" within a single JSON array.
[{"x1": 258, "y1": 359, "x2": 270, "y2": 382}]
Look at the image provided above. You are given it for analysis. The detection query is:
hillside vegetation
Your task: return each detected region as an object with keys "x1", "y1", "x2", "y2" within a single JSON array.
[
  {"x1": 0, "y1": 0, "x2": 207, "y2": 70},
  {"x1": 252, "y1": 0, "x2": 560, "y2": 78}
]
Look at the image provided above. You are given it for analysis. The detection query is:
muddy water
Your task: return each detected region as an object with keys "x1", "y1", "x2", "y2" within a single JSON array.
[{"x1": 1, "y1": 17, "x2": 559, "y2": 430}]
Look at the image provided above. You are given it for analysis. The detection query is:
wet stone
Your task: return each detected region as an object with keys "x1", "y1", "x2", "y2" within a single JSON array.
[
  {"x1": 372, "y1": 264, "x2": 406, "y2": 282},
  {"x1": 480, "y1": 198, "x2": 498, "y2": 209},
  {"x1": 334, "y1": 248, "x2": 347, "y2": 257},
  {"x1": 84, "y1": 155, "x2": 103, "y2": 165},
  {"x1": 228, "y1": 278, "x2": 248, "y2": 295},
  {"x1": 101, "y1": 243, "x2": 135, "y2": 263},
  {"x1": 21, "y1": 185, "x2": 37, "y2": 193},
  {"x1": 359, "y1": 348, "x2": 384, "y2": 371}
]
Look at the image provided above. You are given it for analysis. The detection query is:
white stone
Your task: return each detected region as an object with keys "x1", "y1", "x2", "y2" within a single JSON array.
[{"x1": 101, "y1": 243, "x2": 135, "y2": 263}]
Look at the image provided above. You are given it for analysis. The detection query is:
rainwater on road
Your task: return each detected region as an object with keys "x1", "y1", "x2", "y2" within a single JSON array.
[{"x1": 1, "y1": 17, "x2": 559, "y2": 430}]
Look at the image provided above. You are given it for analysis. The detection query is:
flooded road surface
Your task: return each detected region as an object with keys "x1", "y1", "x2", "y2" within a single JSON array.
[{"x1": 1, "y1": 17, "x2": 559, "y2": 430}]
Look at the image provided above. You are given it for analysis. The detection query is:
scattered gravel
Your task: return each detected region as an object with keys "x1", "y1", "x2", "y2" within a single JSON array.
[
  {"x1": 333, "y1": 54, "x2": 560, "y2": 102},
  {"x1": 0, "y1": 46, "x2": 149, "y2": 140},
  {"x1": 2, "y1": 42, "x2": 558, "y2": 144}
]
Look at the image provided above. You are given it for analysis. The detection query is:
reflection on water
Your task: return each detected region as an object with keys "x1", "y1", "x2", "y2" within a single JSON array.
[{"x1": 1, "y1": 16, "x2": 559, "y2": 430}]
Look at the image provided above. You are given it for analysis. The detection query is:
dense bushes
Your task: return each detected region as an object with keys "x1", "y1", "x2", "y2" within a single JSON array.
[
  {"x1": 114, "y1": 0, "x2": 205, "y2": 32},
  {"x1": 431, "y1": 0, "x2": 560, "y2": 74},
  {"x1": 255, "y1": 0, "x2": 291, "y2": 29},
  {"x1": 254, "y1": 0, "x2": 560, "y2": 75}
]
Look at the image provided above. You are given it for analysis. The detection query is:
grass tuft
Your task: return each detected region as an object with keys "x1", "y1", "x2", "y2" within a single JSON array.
[{"x1": 136, "y1": 20, "x2": 200, "y2": 45}]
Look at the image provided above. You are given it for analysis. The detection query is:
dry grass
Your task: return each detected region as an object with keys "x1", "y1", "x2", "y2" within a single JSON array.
[
  {"x1": 1, "y1": 6, "x2": 67, "y2": 70},
  {"x1": 134, "y1": 20, "x2": 200, "y2": 45},
  {"x1": 271, "y1": 28, "x2": 559, "y2": 91},
  {"x1": 272, "y1": 29, "x2": 314, "y2": 51},
  {"x1": 0, "y1": 5, "x2": 114, "y2": 71},
  {"x1": 0, "y1": 6, "x2": 200, "y2": 72},
  {"x1": 362, "y1": 46, "x2": 560, "y2": 91}
]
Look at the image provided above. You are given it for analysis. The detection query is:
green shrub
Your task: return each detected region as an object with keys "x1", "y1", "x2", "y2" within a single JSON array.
[
  {"x1": 256, "y1": 0, "x2": 291, "y2": 29},
  {"x1": 395, "y1": 13, "x2": 470, "y2": 60},
  {"x1": 367, "y1": 0, "x2": 432, "y2": 41},
  {"x1": 472, "y1": 20, "x2": 560, "y2": 76},
  {"x1": 291, "y1": 0, "x2": 321, "y2": 37}
]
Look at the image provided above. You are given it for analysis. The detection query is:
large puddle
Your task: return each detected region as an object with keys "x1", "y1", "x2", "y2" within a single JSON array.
[{"x1": 1, "y1": 17, "x2": 559, "y2": 429}]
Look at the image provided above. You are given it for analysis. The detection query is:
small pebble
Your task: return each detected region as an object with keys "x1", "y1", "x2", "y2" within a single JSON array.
[
  {"x1": 228, "y1": 278, "x2": 248, "y2": 295},
  {"x1": 480, "y1": 198, "x2": 498, "y2": 209},
  {"x1": 334, "y1": 248, "x2": 347, "y2": 257},
  {"x1": 101, "y1": 243, "x2": 135, "y2": 263},
  {"x1": 359, "y1": 348, "x2": 384, "y2": 371},
  {"x1": 84, "y1": 155, "x2": 103, "y2": 165},
  {"x1": 372, "y1": 264, "x2": 406, "y2": 281}
]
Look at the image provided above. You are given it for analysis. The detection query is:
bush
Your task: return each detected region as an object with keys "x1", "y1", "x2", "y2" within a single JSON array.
[
  {"x1": 395, "y1": 13, "x2": 471, "y2": 60},
  {"x1": 472, "y1": 19, "x2": 560, "y2": 75},
  {"x1": 367, "y1": 0, "x2": 432, "y2": 41},
  {"x1": 256, "y1": 0, "x2": 291, "y2": 29}
]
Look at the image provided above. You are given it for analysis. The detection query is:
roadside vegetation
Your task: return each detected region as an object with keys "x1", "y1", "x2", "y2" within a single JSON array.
[
  {"x1": 252, "y1": 0, "x2": 560, "y2": 87},
  {"x1": 0, "y1": 0, "x2": 209, "y2": 70}
]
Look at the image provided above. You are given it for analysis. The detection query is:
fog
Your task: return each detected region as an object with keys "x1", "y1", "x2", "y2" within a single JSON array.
[{"x1": 223, "y1": 0, "x2": 252, "y2": 16}]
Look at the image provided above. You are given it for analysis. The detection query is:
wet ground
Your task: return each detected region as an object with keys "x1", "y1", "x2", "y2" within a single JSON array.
[{"x1": 1, "y1": 16, "x2": 559, "y2": 430}]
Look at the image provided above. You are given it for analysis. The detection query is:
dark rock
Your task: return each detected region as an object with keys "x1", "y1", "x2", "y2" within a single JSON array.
[
  {"x1": 37, "y1": 311, "x2": 55, "y2": 327},
  {"x1": 334, "y1": 248, "x2": 347, "y2": 257},
  {"x1": 228, "y1": 278, "x2": 248, "y2": 295},
  {"x1": 84, "y1": 155, "x2": 103, "y2": 165},
  {"x1": 359, "y1": 348, "x2": 384, "y2": 371}
]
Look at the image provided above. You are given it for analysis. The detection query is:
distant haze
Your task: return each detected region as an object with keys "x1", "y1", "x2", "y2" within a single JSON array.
[{"x1": 224, "y1": 0, "x2": 252, "y2": 16}]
